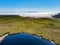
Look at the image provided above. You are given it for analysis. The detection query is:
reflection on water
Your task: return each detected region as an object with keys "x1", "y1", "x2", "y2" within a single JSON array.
[{"x1": 0, "y1": 33, "x2": 54, "y2": 45}]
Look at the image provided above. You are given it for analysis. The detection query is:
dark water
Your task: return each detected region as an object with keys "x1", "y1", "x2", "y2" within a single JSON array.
[{"x1": 0, "y1": 33, "x2": 54, "y2": 45}]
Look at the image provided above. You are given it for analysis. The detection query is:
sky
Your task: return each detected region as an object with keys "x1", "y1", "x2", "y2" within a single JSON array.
[{"x1": 0, "y1": 0, "x2": 60, "y2": 17}]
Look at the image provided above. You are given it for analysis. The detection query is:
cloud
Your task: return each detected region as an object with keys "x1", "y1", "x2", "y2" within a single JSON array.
[
  {"x1": 0, "y1": 8, "x2": 59, "y2": 18},
  {"x1": 19, "y1": 11, "x2": 58, "y2": 18}
]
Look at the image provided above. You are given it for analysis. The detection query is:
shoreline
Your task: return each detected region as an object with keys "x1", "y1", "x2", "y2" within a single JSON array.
[
  {"x1": 0, "y1": 33, "x2": 9, "y2": 43},
  {"x1": 0, "y1": 32, "x2": 56, "y2": 45}
]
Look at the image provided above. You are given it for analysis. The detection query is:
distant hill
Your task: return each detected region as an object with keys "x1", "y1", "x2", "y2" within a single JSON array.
[
  {"x1": 52, "y1": 13, "x2": 60, "y2": 18},
  {"x1": 0, "y1": 15, "x2": 60, "y2": 45},
  {"x1": 0, "y1": 15, "x2": 19, "y2": 17}
]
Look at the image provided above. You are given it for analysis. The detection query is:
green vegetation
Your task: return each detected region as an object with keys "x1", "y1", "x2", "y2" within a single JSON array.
[{"x1": 0, "y1": 15, "x2": 60, "y2": 45}]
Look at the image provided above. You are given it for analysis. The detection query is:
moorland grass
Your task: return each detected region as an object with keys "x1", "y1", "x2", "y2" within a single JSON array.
[{"x1": 0, "y1": 15, "x2": 60, "y2": 45}]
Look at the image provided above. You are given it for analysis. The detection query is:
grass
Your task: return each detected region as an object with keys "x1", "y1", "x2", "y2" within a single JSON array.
[{"x1": 0, "y1": 15, "x2": 60, "y2": 45}]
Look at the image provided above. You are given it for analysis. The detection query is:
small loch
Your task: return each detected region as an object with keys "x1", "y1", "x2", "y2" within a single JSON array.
[{"x1": 0, "y1": 33, "x2": 55, "y2": 45}]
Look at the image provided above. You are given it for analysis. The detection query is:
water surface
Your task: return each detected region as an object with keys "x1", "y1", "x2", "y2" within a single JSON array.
[{"x1": 0, "y1": 33, "x2": 54, "y2": 45}]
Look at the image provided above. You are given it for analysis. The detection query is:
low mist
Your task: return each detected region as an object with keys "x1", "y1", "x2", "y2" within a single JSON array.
[
  {"x1": 0, "y1": 11, "x2": 59, "y2": 18},
  {"x1": 19, "y1": 11, "x2": 59, "y2": 18}
]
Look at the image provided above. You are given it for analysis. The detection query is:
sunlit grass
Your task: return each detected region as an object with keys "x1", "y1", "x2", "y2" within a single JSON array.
[{"x1": 0, "y1": 16, "x2": 60, "y2": 45}]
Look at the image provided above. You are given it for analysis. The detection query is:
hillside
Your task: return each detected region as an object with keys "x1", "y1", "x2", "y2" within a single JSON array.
[
  {"x1": 0, "y1": 15, "x2": 60, "y2": 45},
  {"x1": 52, "y1": 13, "x2": 60, "y2": 18}
]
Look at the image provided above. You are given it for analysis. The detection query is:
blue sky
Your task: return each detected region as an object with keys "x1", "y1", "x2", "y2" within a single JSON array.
[
  {"x1": 0, "y1": 0, "x2": 60, "y2": 15},
  {"x1": 0, "y1": 0, "x2": 60, "y2": 10}
]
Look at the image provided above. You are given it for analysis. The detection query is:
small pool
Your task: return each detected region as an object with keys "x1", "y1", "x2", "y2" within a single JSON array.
[{"x1": 0, "y1": 33, "x2": 55, "y2": 45}]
